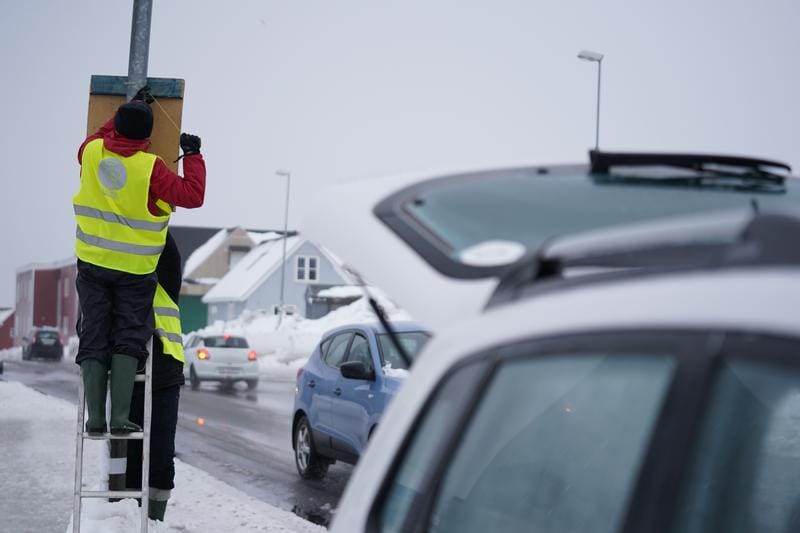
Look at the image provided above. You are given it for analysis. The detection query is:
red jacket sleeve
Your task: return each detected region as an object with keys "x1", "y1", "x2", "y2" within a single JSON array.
[
  {"x1": 78, "y1": 116, "x2": 115, "y2": 164},
  {"x1": 149, "y1": 154, "x2": 206, "y2": 209}
]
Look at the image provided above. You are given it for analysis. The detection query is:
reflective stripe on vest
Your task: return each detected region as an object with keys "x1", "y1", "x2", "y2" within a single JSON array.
[
  {"x1": 74, "y1": 138, "x2": 169, "y2": 274},
  {"x1": 154, "y1": 284, "x2": 184, "y2": 364}
]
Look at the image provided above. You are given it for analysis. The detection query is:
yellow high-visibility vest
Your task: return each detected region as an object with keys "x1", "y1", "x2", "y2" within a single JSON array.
[
  {"x1": 73, "y1": 138, "x2": 170, "y2": 274},
  {"x1": 154, "y1": 283, "x2": 184, "y2": 364}
]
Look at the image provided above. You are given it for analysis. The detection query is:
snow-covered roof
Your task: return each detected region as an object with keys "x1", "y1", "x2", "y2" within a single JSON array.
[
  {"x1": 16, "y1": 256, "x2": 76, "y2": 274},
  {"x1": 247, "y1": 231, "x2": 284, "y2": 244},
  {"x1": 0, "y1": 309, "x2": 13, "y2": 326},
  {"x1": 182, "y1": 229, "x2": 229, "y2": 279},
  {"x1": 203, "y1": 237, "x2": 305, "y2": 303}
]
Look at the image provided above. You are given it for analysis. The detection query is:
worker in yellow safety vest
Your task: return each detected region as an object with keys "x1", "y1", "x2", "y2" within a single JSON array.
[
  {"x1": 74, "y1": 85, "x2": 205, "y2": 438},
  {"x1": 125, "y1": 231, "x2": 186, "y2": 521}
]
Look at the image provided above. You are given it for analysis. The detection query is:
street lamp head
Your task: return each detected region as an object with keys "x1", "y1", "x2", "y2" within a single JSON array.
[
  {"x1": 275, "y1": 169, "x2": 291, "y2": 178},
  {"x1": 577, "y1": 50, "x2": 604, "y2": 62}
]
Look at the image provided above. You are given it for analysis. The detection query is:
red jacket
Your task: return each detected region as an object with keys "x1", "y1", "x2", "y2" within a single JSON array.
[{"x1": 78, "y1": 117, "x2": 206, "y2": 216}]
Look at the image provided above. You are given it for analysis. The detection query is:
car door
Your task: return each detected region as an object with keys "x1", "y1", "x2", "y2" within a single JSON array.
[
  {"x1": 330, "y1": 331, "x2": 381, "y2": 458},
  {"x1": 311, "y1": 331, "x2": 353, "y2": 442},
  {"x1": 370, "y1": 330, "x2": 713, "y2": 533}
]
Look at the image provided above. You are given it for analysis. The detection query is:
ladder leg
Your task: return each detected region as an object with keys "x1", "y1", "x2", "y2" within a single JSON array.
[
  {"x1": 140, "y1": 340, "x2": 153, "y2": 533},
  {"x1": 73, "y1": 367, "x2": 86, "y2": 533}
]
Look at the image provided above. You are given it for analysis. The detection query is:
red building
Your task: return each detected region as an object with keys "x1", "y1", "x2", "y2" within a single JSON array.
[
  {"x1": 0, "y1": 309, "x2": 14, "y2": 349},
  {"x1": 14, "y1": 258, "x2": 78, "y2": 346}
]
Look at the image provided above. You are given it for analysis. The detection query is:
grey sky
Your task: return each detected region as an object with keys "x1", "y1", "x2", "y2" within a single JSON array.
[{"x1": 1, "y1": 0, "x2": 798, "y2": 306}]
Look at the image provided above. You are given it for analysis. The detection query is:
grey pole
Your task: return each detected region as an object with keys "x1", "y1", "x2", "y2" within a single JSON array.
[
  {"x1": 126, "y1": 0, "x2": 153, "y2": 101},
  {"x1": 276, "y1": 170, "x2": 292, "y2": 329},
  {"x1": 577, "y1": 50, "x2": 604, "y2": 151},
  {"x1": 595, "y1": 60, "x2": 602, "y2": 151}
]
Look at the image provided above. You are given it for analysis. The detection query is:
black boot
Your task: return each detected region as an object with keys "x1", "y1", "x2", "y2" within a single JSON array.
[
  {"x1": 81, "y1": 359, "x2": 108, "y2": 435},
  {"x1": 110, "y1": 354, "x2": 142, "y2": 434}
]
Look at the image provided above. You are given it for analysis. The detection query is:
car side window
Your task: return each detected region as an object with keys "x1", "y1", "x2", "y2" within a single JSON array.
[
  {"x1": 324, "y1": 333, "x2": 352, "y2": 368},
  {"x1": 347, "y1": 333, "x2": 373, "y2": 371},
  {"x1": 320, "y1": 337, "x2": 333, "y2": 359},
  {"x1": 670, "y1": 336, "x2": 800, "y2": 533},
  {"x1": 376, "y1": 342, "x2": 677, "y2": 533}
]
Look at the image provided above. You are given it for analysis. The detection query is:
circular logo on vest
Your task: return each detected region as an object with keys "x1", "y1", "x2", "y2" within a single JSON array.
[{"x1": 98, "y1": 158, "x2": 128, "y2": 190}]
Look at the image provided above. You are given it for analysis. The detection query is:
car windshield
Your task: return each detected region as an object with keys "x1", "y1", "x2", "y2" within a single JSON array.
[
  {"x1": 394, "y1": 167, "x2": 799, "y2": 267},
  {"x1": 204, "y1": 336, "x2": 248, "y2": 348},
  {"x1": 378, "y1": 332, "x2": 431, "y2": 371}
]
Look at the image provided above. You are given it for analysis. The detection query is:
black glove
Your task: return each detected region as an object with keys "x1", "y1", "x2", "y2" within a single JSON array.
[
  {"x1": 180, "y1": 133, "x2": 201, "y2": 155},
  {"x1": 131, "y1": 85, "x2": 154, "y2": 104}
]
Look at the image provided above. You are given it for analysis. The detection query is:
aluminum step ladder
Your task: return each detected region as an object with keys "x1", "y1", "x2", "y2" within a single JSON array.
[{"x1": 72, "y1": 348, "x2": 153, "y2": 533}]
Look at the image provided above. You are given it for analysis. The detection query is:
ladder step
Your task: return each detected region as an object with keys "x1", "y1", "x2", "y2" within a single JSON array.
[
  {"x1": 82, "y1": 432, "x2": 145, "y2": 440},
  {"x1": 80, "y1": 490, "x2": 143, "y2": 499}
]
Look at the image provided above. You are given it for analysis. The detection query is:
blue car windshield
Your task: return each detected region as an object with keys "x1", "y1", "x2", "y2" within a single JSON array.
[
  {"x1": 401, "y1": 168, "x2": 800, "y2": 265},
  {"x1": 378, "y1": 332, "x2": 431, "y2": 371}
]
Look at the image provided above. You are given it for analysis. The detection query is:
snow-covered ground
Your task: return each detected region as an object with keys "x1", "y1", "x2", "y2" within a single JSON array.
[
  {"x1": 0, "y1": 380, "x2": 324, "y2": 533},
  {"x1": 193, "y1": 290, "x2": 412, "y2": 380}
]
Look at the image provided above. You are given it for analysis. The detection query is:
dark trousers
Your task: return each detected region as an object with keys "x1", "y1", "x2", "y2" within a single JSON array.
[
  {"x1": 75, "y1": 260, "x2": 157, "y2": 365},
  {"x1": 125, "y1": 385, "x2": 180, "y2": 491}
]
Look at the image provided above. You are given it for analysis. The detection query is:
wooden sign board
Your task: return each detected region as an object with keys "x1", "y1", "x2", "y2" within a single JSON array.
[{"x1": 87, "y1": 75, "x2": 185, "y2": 173}]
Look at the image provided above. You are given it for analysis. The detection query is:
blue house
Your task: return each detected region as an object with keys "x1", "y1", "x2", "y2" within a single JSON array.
[{"x1": 202, "y1": 237, "x2": 352, "y2": 323}]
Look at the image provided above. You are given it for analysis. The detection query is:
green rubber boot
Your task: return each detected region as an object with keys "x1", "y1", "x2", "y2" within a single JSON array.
[
  {"x1": 109, "y1": 354, "x2": 142, "y2": 434},
  {"x1": 148, "y1": 498, "x2": 168, "y2": 521},
  {"x1": 148, "y1": 488, "x2": 170, "y2": 521},
  {"x1": 80, "y1": 359, "x2": 108, "y2": 435}
]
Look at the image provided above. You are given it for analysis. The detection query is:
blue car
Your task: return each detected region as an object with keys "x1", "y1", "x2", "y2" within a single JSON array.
[{"x1": 292, "y1": 322, "x2": 430, "y2": 479}]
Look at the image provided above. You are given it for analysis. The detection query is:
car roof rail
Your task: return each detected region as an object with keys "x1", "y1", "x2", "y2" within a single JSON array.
[
  {"x1": 590, "y1": 150, "x2": 791, "y2": 183},
  {"x1": 487, "y1": 208, "x2": 800, "y2": 308}
]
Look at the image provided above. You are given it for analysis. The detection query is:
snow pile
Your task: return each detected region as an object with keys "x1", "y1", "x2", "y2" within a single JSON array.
[
  {"x1": 316, "y1": 285, "x2": 363, "y2": 299},
  {"x1": 0, "y1": 345, "x2": 22, "y2": 362},
  {"x1": 67, "y1": 458, "x2": 324, "y2": 533},
  {"x1": 196, "y1": 289, "x2": 412, "y2": 379},
  {"x1": 0, "y1": 381, "x2": 323, "y2": 533}
]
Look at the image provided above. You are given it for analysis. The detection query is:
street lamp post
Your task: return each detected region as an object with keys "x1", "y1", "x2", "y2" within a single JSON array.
[
  {"x1": 275, "y1": 170, "x2": 291, "y2": 329},
  {"x1": 577, "y1": 50, "x2": 604, "y2": 151}
]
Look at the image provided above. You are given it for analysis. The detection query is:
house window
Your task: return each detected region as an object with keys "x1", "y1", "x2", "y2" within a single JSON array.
[{"x1": 295, "y1": 256, "x2": 319, "y2": 283}]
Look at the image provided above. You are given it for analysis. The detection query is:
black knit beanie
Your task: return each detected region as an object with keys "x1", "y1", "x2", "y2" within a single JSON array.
[{"x1": 114, "y1": 101, "x2": 153, "y2": 140}]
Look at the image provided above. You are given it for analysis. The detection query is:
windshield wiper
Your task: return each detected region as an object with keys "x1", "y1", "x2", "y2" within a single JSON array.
[{"x1": 590, "y1": 150, "x2": 791, "y2": 184}]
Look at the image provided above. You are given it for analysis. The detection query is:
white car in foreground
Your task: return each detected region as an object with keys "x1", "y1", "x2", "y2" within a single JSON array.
[
  {"x1": 301, "y1": 152, "x2": 800, "y2": 532},
  {"x1": 183, "y1": 333, "x2": 259, "y2": 390}
]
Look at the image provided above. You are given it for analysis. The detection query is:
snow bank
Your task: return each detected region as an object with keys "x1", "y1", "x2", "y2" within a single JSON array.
[
  {"x1": 0, "y1": 381, "x2": 323, "y2": 533},
  {"x1": 194, "y1": 289, "x2": 412, "y2": 380},
  {"x1": 0, "y1": 345, "x2": 22, "y2": 362}
]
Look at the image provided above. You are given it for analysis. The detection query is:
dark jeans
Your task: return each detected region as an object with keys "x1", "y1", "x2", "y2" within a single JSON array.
[
  {"x1": 125, "y1": 385, "x2": 180, "y2": 491},
  {"x1": 75, "y1": 260, "x2": 157, "y2": 365}
]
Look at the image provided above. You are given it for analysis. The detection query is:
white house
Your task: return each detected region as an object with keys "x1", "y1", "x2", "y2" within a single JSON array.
[{"x1": 202, "y1": 237, "x2": 352, "y2": 323}]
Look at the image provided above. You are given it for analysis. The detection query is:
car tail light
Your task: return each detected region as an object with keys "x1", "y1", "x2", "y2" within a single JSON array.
[
  {"x1": 197, "y1": 348, "x2": 210, "y2": 360},
  {"x1": 247, "y1": 350, "x2": 257, "y2": 361}
]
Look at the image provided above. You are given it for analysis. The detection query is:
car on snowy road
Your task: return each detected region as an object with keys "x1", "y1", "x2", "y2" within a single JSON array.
[
  {"x1": 292, "y1": 322, "x2": 430, "y2": 480},
  {"x1": 182, "y1": 333, "x2": 259, "y2": 390},
  {"x1": 301, "y1": 151, "x2": 800, "y2": 532},
  {"x1": 21, "y1": 327, "x2": 63, "y2": 362}
]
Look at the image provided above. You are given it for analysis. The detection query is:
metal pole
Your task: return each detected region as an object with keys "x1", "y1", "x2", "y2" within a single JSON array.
[
  {"x1": 595, "y1": 60, "x2": 602, "y2": 150},
  {"x1": 126, "y1": 0, "x2": 153, "y2": 101},
  {"x1": 276, "y1": 171, "x2": 291, "y2": 329}
]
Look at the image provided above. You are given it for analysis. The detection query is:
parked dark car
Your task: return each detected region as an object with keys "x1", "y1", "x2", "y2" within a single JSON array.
[{"x1": 22, "y1": 327, "x2": 63, "y2": 361}]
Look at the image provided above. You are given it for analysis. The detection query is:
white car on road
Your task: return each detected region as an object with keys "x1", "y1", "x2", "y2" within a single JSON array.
[{"x1": 183, "y1": 333, "x2": 259, "y2": 390}]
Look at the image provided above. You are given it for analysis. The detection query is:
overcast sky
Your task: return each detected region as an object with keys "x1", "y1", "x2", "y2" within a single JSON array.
[{"x1": 0, "y1": 0, "x2": 798, "y2": 306}]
